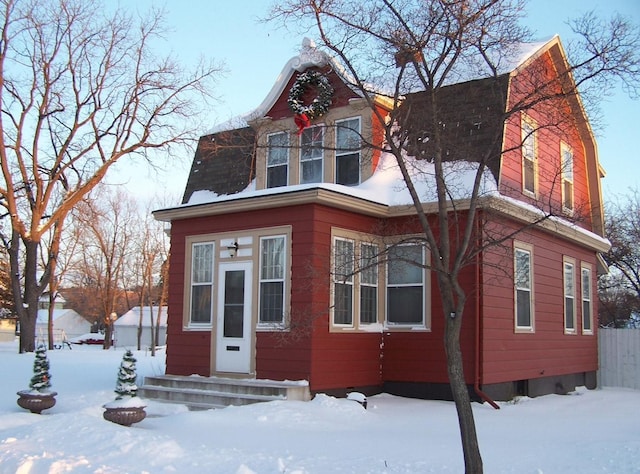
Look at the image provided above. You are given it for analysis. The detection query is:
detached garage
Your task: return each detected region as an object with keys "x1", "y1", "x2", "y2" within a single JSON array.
[{"x1": 114, "y1": 306, "x2": 167, "y2": 349}]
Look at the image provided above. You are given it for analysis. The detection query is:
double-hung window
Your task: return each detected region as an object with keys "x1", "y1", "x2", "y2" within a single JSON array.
[
  {"x1": 300, "y1": 125, "x2": 324, "y2": 184},
  {"x1": 259, "y1": 236, "x2": 286, "y2": 325},
  {"x1": 333, "y1": 238, "x2": 355, "y2": 325},
  {"x1": 521, "y1": 117, "x2": 537, "y2": 195},
  {"x1": 386, "y1": 244, "x2": 425, "y2": 326},
  {"x1": 514, "y1": 244, "x2": 534, "y2": 331},
  {"x1": 267, "y1": 132, "x2": 289, "y2": 188},
  {"x1": 360, "y1": 243, "x2": 378, "y2": 324},
  {"x1": 581, "y1": 264, "x2": 593, "y2": 334},
  {"x1": 335, "y1": 118, "x2": 361, "y2": 186},
  {"x1": 190, "y1": 242, "x2": 214, "y2": 325},
  {"x1": 561, "y1": 143, "x2": 574, "y2": 211},
  {"x1": 563, "y1": 258, "x2": 576, "y2": 333}
]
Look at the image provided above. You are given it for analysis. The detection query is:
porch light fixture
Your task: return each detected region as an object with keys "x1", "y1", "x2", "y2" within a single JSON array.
[{"x1": 227, "y1": 241, "x2": 239, "y2": 258}]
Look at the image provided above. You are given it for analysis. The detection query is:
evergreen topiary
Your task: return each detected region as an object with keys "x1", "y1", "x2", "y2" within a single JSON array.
[
  {"x1": 114, "y1": 350, "x2": 138, "y2": 399},
  {"x1": 29, "y1": 344, "x2": 52, "y2": 392}
]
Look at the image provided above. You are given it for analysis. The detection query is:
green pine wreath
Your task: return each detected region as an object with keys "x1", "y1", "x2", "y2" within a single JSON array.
[{"x1": 287, "y1": 70, "x2": 334, "y2": 120}]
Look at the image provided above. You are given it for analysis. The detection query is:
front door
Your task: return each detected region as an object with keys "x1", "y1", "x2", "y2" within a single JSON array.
[{"x1": 215, "y1": 261, "x2": 253, "y2": 374}]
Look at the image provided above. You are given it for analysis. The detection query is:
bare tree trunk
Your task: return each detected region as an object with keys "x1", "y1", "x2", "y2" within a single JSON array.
[
  {"x1": 439, "y1": 274, "x2": 483, "y2": 473},
  {"x1": 445, "y1": 315, "x2": 482, "y2": 473}
]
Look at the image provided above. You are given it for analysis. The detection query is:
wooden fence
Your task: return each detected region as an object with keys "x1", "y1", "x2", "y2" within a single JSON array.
[{"x1": 598, "y1": 329, "x2": 640, "y2": 390}]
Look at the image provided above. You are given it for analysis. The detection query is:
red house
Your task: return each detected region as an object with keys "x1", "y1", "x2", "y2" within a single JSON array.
[{"x1": 153, "y1": 37, "x2": 608, "y2": 402}]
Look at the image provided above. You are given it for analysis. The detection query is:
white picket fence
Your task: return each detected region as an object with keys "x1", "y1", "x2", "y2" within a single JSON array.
[{"x1": 598, "y1": 329, "x2": 640, "y2": 390}]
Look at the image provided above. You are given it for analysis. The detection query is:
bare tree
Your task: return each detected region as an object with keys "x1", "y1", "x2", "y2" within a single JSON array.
[
  {"x1": 268, "y1": 1, "x2": 639, "y2": 471},
  {"x1": 0, "y1": 0, "x2": 220, "y2": 353},
  {"x1": 69, "y1": 186, "x2": 138, "y2": 348},
  {"x1": 0, "y1": 245, "x2": 12, "y2": 316},
  {"x1": 599, "y1": 188, "x2": 640, "y2": 327},
  {"x1": 131, "y1": 201, "x2": 169, "y2": 354}
]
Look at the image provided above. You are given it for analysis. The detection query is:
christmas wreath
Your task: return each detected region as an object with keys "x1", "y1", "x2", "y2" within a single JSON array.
[{"x1": 288, "y1": 70, "x2": 333, "y2": 134}]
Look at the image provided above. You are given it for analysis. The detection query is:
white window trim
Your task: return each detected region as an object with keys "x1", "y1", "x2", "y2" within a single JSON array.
[
  {"x1": 514, "y1": 241, "x2": 535, "y2": 333},
  {"x1": 184, "y1": 237, "x2": 216, "y2": 330},
  {"x1": 266, "y1": 131, "x2": 290, "y2": 188},
  {"x1": 563, "y1": 257, "x2": 577, "y2": 334},
  {"x1": 521, "y1": 115, "x2": 538, "y2": 197},
  {"x1": 385, "y1": 243, "x2": 428, "y2": 329},
  {"x1": 331, "y1": 236, "x2": 356, "y2": 328},
  {"x1": 299, "y1": 124, "x2": 324, "y2": 184},
  {"x1": 257, "y1": 235, "x2": 287, "y2": 329},
  {"x1": 561, "y1": 142, "x2": 574, "y2": 214},
  {"x1": 359, "y1": 242, "x2": 378, "y2": 326},
  {"x1": 581, "y1": 263, "x2": 594, "y2": 335},
  {"x1": 335, "y1": 116, "x2": 362, "y2": 186}
]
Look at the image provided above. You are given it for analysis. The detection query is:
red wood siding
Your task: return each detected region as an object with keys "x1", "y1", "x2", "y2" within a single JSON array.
[
  {"x1": 266, "y1": 67, "x2": 360, "y2": 122},
  {"x1": 500, "y1": 50, "x2": 593, "y2": 231},
  {"x1": 480, "y1": 217, "x2": 598, "y2": 385}
]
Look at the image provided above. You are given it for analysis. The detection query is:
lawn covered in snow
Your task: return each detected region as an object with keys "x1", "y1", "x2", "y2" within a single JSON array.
[{"x1": 0, "y1": 340, "x2": 638, "y2": 473}]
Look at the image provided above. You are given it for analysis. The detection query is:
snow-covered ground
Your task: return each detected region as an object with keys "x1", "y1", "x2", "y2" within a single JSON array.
[{"x1": 1, "y1": 340, "x2": 638, "y2": 474}]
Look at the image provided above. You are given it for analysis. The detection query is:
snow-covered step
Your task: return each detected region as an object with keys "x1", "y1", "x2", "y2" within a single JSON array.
[{"x1": 139, "y1": 374, "x2": 310, "y2": 410}]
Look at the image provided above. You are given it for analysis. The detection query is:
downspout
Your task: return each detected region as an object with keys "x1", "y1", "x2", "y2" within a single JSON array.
[{"x1": 474, "y1": 215, "x2": 500, "y2": 409}]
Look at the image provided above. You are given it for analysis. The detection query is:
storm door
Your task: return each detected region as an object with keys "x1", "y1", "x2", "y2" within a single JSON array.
[{"x1": 215, "y1": 261, "x2": 252, "y2": 373}]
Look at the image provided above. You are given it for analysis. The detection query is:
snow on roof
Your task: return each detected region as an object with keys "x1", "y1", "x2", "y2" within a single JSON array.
[
  {"x1": 36, "y1": 309, "x2": 82, "y2": 324},
  {"x1": 208, "y1": 37, "x2": 555, "y2": 135},
  {"x1": 184, "y1": 152, "x2": 498, "y2": 209},
  {"x1": 115, "y1": 306, "x2": 168, "y2": 327}
]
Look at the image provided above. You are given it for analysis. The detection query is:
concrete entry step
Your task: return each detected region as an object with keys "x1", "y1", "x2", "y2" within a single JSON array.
[{"x1": 139, "y1": 374, "x2": 310, "y2": 410}]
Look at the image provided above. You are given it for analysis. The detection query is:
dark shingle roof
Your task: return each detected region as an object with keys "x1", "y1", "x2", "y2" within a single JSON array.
[
  {"x1": 181, "y1": 127, "x2": 256, "y2": 204},
  {"x1": 398, "y1": 74, "x2": 510, "y2": 181}
]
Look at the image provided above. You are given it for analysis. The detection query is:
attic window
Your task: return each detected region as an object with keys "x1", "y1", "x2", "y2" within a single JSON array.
[
  {"x1": 300, "y1": 125, "x2": 324, "y2": 184},
  {"x1": 267, "y1": 132, "x2": 289, "y2": 188},
  {"x1": 521, "y1": 116, "x2": 537, "y2": 196},
  {"x1": 335, "y1": 117, "x2": 361, "y2": 186},
  {"x1": 561, "y1": 143, "x2": 574, "y2": 212}
]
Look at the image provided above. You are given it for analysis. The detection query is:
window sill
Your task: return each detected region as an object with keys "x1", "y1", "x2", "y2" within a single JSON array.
[{"x1": 184, "y1": 324, "x2": 212, "y2": 331}]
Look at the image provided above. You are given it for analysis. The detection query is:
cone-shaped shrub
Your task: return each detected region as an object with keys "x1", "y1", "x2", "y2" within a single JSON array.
[
  {"x1": 114, "y1": 350, "x2": 138, "y2": 399},
  {"x1": 29, "y1": 345, "x2": 52, "y2": 392}
]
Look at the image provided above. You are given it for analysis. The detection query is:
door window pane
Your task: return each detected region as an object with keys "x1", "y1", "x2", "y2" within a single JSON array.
[{"x1": 223, "y1": 270, "x2": 244, "y2": 338}]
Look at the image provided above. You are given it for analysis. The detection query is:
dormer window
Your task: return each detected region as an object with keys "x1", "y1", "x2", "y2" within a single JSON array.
[
  {"x1": 267, "y1": 132, "x2": 289, "y2": 188},
  {"x1": 300, "y1": 125, "x2": 324, "y2": 184},
  {"x1": 336, "y1": 117, "x2": 361, "y2": 186}
]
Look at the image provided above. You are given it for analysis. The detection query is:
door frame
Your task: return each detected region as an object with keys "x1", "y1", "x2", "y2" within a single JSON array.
[{"x1": 214, "y1": 260, "x2": 254, "y2": 375}]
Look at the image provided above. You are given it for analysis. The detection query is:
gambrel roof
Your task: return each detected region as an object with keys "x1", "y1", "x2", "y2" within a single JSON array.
[{"x1": 161, "y1": 36, "x2": 606, "y2": 245}]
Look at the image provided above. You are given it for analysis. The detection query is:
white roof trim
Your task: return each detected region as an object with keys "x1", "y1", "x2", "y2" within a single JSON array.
[{"x1": 243, "y1": 38, "x2": 332, "y2": 124}]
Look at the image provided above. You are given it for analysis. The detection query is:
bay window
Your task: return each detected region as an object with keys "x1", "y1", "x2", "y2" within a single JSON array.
[{"x1": 386, "y1": 244, "x2": 425, "y2": 326}]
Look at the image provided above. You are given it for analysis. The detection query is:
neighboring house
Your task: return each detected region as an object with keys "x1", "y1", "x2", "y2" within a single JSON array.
[
  {"x1": 0, "y1": 317, "x2": 17, "y2": 343},
  {"x1": 36, "y1": 308, "x2": 91, "y2": 344},
  {"x1": 114, "y1": 306, "x2": 168, "y2": 349},
  {"x1": 153, "y1": 37, "x2": 608, "y2": 401}
]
